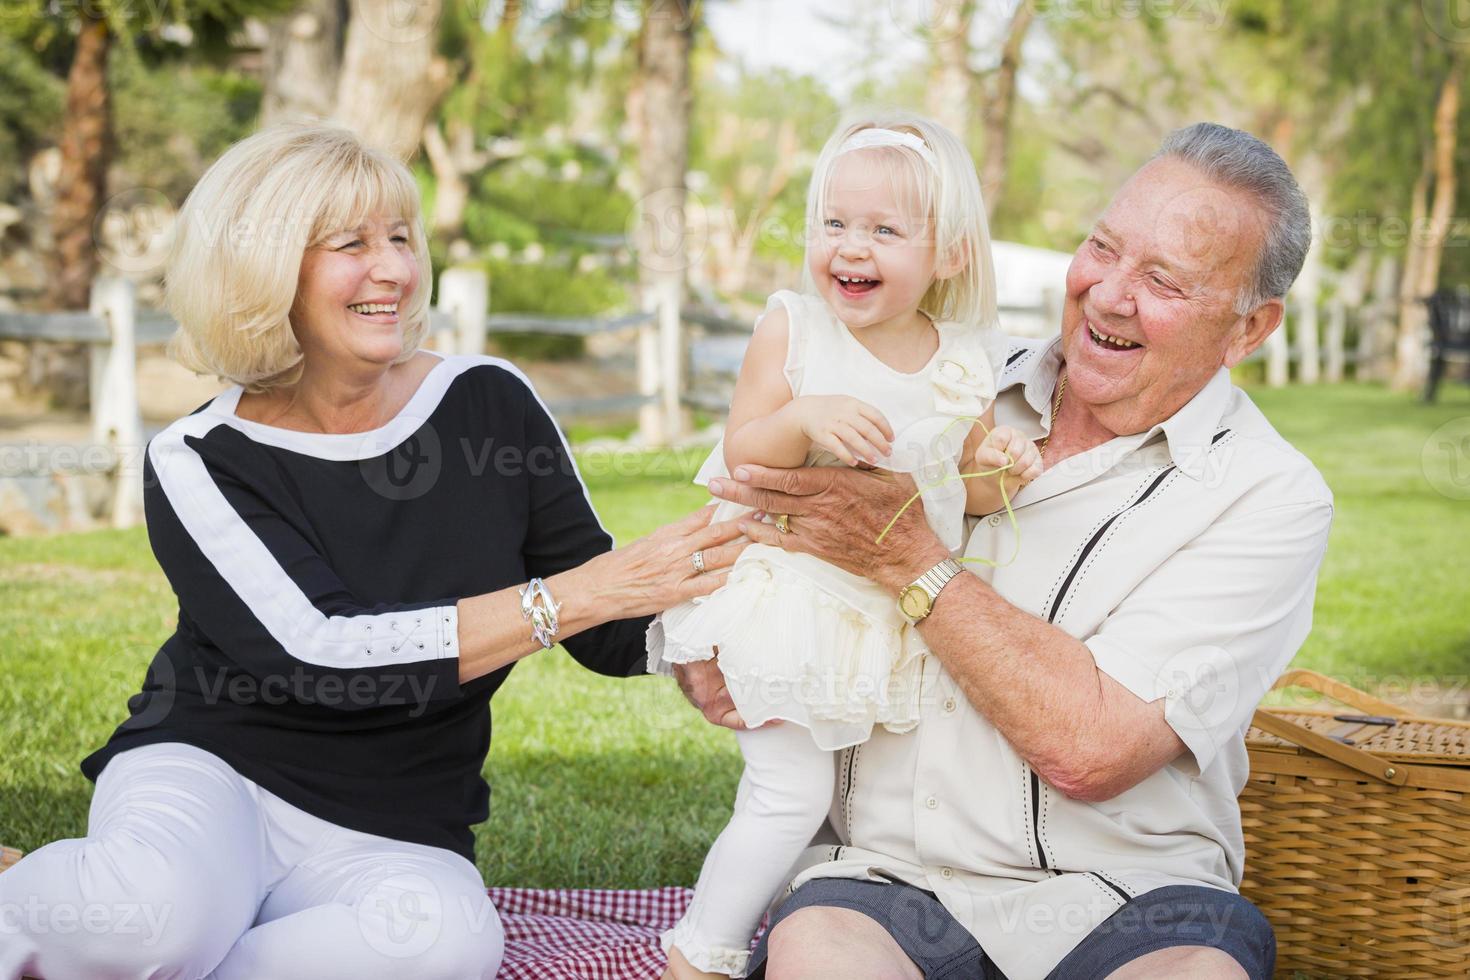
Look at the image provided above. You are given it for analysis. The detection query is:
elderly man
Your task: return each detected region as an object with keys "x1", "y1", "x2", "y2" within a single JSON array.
[{"x1": 680, "y1": 122, "x2": 1333, "y2": 980}]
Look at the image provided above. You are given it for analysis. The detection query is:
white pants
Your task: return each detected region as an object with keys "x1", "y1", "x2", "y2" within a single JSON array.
[
  {"x1": 0, "y1": 743, "x2": 504, "y2": 980},
  {"x1": 665, "y1": 723, "x2": 835, "y2": 977}
]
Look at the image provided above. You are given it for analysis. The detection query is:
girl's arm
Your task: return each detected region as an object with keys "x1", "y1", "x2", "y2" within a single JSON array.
[
  {"x1": 723, "y1": 306, "x2": 809, "y2": 471},
  {"x1": 960, "y1": 406, "x2": 1042, "y2": 515},
  {"x1": 725, "y1": 305, "x2": 896, "y2": 472}
]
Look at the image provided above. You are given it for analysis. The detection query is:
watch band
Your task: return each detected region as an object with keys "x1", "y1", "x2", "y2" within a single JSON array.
[{"x1": 916, "y1": 557, "x2": 963, "y2": 604}]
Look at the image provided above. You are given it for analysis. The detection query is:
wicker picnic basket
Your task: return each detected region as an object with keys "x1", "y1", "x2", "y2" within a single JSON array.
[{"x1": 1240, "y1": 669, "x2": 1470, "y2": 978}]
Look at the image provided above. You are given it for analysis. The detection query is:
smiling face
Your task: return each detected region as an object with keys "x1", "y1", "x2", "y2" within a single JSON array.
[
  {"x1": 290, "y1": 214, "x2": 420, "y2": 374},
  {"x1": 807, "y1": 149, "x2": 942, "y2": 334},
  {"x1": 1061, "y1": 156, "x2": 1283, "y2": 432}
]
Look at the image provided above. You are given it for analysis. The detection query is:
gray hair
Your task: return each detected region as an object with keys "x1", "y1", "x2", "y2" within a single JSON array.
[{"x1": 1154, "y1": 122, "x2": 1311, "y2": 315}]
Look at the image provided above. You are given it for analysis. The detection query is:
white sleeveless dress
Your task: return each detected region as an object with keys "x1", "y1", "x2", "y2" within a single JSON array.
[{"x1": 647, "y1": 290, "x2": 1001, "y2": 750}]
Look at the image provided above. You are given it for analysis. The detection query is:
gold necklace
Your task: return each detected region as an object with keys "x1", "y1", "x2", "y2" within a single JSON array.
[{"x1": 1038, "y1": 372, "x2": 1066, "y2": 458}]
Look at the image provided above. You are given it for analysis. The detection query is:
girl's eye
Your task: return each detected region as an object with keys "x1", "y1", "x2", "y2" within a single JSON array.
[
  {"x1": 876, "y1": 225, "x2": 896, "y2": 236},
  {"x1": 824, "y1": 219, "x2": 843, "y2": 230},
  {"x1": 392, "y1": 235, "x2": 409, "y2": 244}
]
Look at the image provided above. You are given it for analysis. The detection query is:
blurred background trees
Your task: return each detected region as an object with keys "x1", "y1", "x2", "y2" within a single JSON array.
[{"x1": 3, "y1": 0, "x2": 1468, "y2": 401}]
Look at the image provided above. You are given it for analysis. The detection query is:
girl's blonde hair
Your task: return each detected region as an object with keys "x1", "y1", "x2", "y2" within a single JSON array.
[
  {"x1": 802, "y1": 108, "x2": 997, "y2": 331},
  {"x1": 165, "y1": 124, "x2": 433, "y2": 392}
]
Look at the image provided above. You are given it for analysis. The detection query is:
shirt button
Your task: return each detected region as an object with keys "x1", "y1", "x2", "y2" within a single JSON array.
[
  {"x1": 988, "y1": 514, "x2": 1002, "y2": 527},
  {"x1": 925, "y1": 796, "x2": 939, "y2": 810},
  {"x1": 941, "y1": 867, "x2": 954, "y2": 880},
  {"x1": 942, "y1": 697, "x2": 957, "y2": 713}
]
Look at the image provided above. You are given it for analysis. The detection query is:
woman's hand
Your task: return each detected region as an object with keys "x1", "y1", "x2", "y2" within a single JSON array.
[
  {"x1": 579, "y1": 504, "x2": 748, "y2": 620},
  {"x1": 786, "y1": 395, "x2": 895, "y2": 468},
  {"x1": 707, "y1": 465, "x2": 949, "y2": 592}
]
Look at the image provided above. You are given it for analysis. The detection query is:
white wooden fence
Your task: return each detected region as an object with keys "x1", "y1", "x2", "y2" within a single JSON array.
[{"x1": 0, "y1": 267, "x2": 747, "y2": 528}]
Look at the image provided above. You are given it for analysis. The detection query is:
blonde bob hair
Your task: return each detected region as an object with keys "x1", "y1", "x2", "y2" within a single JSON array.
[
  {"x1": 802, "y1": 108, "x2": 997, "y2": 332},
  {"x1": 166, "y1": 124, "x2": 433, "y2": 392}
]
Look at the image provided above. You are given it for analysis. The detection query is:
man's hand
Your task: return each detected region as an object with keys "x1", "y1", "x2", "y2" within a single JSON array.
[
  {"x1": 673, "y1": 659, "x2": 751, "y2": 731},
  {"x1": 707, "y1": 464, "x2": 950, "y2": 592}
]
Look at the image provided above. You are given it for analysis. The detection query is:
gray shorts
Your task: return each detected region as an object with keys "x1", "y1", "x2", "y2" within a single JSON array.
[{"x1": 746, "y1": 877, "x2": 1275, "y2": 980}]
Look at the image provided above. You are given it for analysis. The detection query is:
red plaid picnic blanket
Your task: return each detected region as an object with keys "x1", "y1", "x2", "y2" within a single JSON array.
[{"x1": 489, "y1": 886, "x2": 691, "y2": 979}]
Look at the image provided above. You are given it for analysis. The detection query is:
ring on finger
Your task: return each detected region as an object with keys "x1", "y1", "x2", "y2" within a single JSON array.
[
  {"x1": 774, "y1": 513, "x2": 791, "y2": 534},
  {"x1": 691, "y1": 550, "x2": 707, "y2": 574}
]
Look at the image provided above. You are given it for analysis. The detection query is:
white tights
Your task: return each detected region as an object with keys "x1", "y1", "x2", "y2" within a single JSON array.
[
  {"x1": 665, "y1": 722, "x2": 837, "y2": 977},
  {"x1": 0, "y1": 743, "x2": 504, "y2": 980}
]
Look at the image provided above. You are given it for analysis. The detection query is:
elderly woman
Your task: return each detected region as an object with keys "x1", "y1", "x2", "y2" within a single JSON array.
[{"x1": 0, "y1": 125, "x2": 744, "y2": 980}]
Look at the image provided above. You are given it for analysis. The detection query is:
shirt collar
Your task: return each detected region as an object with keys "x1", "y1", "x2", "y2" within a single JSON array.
[{"x1": 998, "y1": 335, "x2": 1234, "y2": 481}]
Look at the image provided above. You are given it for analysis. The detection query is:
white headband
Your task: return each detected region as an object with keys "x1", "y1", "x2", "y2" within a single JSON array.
[{"x1": 836, "y1": 128, "x2": 938, "y2": 169}]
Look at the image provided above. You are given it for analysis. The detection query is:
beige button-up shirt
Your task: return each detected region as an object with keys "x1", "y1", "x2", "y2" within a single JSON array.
[{"x1": 789, "y1": 335, "x2": 1334, "y2": 978}]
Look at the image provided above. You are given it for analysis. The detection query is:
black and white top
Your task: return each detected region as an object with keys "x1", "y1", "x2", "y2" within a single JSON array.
[{"x1": 81, "y1": 353, "x2": 650, "y2": 861}]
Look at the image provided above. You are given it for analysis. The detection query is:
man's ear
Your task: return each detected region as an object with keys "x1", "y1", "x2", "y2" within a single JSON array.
[
  {"x1": 937, "y1": 239, "x2": 970, "y2": 281},
  {"x1": 1223, "y1": 297, "x2": 1284, "y2": 368}
]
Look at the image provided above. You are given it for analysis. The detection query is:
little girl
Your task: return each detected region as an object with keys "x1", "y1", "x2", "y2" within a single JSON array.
[{"x1": 648, "y1": 110, "x2": 1042, "y2": 979}]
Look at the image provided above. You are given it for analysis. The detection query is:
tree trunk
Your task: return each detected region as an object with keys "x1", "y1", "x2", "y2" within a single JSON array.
[
  {"x1": 334, "y1": 0, "x2": 450, "y2": 161},
  {"x1": 1395, "y1": 61, "x2": 1462, "y2": 390},
  {"x1": 927, "y1": 0, "x2": 973, "y2": 146},
  {"x1": 262, "y1": 0, "x2": 347, "y2": 127},
  {"x1": 631, "y1": 0, "x2": 694, "y2": 444},
  {"x1": 1361, "y1": 253, "x2": 1399, "y2": 382},
  {"x1": 47, "y1": 15, "x2": 111, "y2": 312},
  {"x1": 979, "y1": 0, "x2": 1034, "y2": 222}
]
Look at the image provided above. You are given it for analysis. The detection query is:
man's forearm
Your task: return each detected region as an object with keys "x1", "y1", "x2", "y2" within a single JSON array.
[{"x1": 913, "y1": 570, "x2": 1183, "y2": 801}]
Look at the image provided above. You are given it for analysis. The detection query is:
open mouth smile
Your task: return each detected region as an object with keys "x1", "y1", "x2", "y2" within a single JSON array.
[
  {"x1": 347, "y1": 302, "x2": 400, "y2": 321},
  {"x1": 834, "y1": 274, "x2": 880, "y2": 298},
  {"x1": 1086, "y1": 320, "x2": 1143, "y2": 352}
]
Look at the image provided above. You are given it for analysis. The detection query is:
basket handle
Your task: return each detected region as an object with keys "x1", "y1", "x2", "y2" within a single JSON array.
[
  {"x1": 1270, "y1": 668, "x2": 1406, "y2": 717},
  {"x1": 1252, "y1": 669, "x2": 1409, "y2": 786}
]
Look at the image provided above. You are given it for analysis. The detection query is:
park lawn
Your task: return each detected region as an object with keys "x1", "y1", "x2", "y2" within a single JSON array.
[{"x1": 0, "y1": 382, "x2": 1466, "y2": 887}]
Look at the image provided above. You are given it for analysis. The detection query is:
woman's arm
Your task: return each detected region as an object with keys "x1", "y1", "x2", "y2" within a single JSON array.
[
  {"x1": 456, "y1": 506, "x2": 746, "y2": 684},
  {"x1": 145, "y1": 420, "x2": 746, "y2": 710}
]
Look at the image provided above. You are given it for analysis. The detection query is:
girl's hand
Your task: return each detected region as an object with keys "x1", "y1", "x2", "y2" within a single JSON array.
[
  {"x1": 787, "y1": 395, "x2": 895, "y2": 467},
  {"x1": 581, "y1": 505, "x2": 749, "y2": 619},
  {"x1": 972, "y1": 425, "x2": 1043, "y2": 496}
]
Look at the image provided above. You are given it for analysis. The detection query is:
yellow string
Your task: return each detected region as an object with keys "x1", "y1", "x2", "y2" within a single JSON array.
[{"x1": 872, "y1": 413, "x2": 1026, "y2": 569}]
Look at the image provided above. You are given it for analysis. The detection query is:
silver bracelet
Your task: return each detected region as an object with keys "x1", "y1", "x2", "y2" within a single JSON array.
[{"x1": 519, "y1": 577, "x2": 562, "y2": 649}]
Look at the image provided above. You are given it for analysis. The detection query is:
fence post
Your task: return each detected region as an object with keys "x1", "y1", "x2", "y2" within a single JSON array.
[
  {"x1": 438, "y1": 266, "x2": 489, "y2": 356},
  {"x1": 1292, "y1": 223, "x2": 1322, "y2": 384},
  {"x1": 89, "y1": 276, "x2": 144, "y2": 528},
  {"x1": 1264, "y1": 312, "x2": 1290, "y2": 387},
  {"x1": 657, "y1": 278, "x2": 685, "y2": 443},
  {"x1": 637, "y1": 301, "x2": 664, "y2": 446}
]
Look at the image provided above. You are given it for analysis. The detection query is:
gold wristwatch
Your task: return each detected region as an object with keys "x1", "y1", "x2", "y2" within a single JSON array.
[{"x1": 897, "y1": 557, "x2": 964, "y2": 624}]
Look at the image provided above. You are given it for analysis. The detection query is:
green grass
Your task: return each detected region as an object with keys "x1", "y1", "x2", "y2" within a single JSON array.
[{"x1": 1, "y1": 382, "x2": 1468, "y2": 886}]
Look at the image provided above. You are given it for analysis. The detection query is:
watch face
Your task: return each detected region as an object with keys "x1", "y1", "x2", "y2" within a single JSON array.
[{"x1": 899, "y1": 586, "x2": 930, "y2": 620}]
